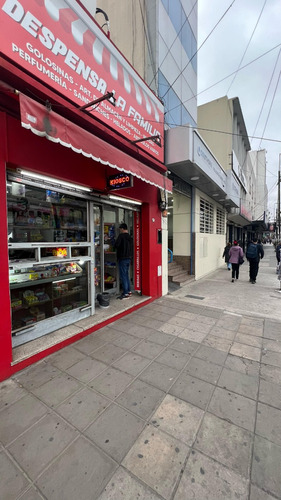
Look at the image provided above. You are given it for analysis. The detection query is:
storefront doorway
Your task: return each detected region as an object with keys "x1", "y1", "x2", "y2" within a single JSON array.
[{"x1": 93, "y1": 205, "x2": 134, "y2": 297}]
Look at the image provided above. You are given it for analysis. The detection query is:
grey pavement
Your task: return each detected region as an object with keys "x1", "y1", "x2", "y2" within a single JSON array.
[{"x1": 1, "y1": 244, "x2": 281, "y2": 499}]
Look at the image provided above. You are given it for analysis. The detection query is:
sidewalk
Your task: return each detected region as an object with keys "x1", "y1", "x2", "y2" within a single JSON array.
[{"x1": 1, "y1": 245, "x2": 281, "y2": 499}]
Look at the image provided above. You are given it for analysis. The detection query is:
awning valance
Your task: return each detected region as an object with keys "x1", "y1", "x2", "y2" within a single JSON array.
[{"x1": 19, "y1": 94, "x2": 172, "y2": 192}]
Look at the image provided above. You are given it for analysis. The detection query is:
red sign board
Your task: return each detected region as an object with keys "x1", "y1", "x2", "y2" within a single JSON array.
[{"x1": 0, "y1": 0, "x2": 164, "y2": 161}]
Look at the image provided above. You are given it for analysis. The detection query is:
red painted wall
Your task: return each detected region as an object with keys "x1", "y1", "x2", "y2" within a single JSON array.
[{"x1": 0, "y1": 112, "x2": 13, "y2": 379}]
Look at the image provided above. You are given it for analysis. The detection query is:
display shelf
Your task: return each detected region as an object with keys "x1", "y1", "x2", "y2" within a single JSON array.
[{"x1": 10, "y1": 272, "x2": 83, "y2": 289}]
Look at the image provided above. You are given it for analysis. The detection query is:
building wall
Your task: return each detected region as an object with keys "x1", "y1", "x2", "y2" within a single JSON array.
[
  {"x1": 173, "y1": 192, "x2": 191, "y2": 257},
  {"x1": 194, "y1": 189, "x2": 226, "y2": 279},
  {"x1": 92, "y1": 0, "x2": 198, "y2": 127},
  {"x1": 197, "y1": 96, "x2": 233, "y2": 171}
]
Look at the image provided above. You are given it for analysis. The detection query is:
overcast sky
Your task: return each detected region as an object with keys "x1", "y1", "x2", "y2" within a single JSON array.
[{"x1": 197, "y1": 0, "x2": 281, "y2": 219}]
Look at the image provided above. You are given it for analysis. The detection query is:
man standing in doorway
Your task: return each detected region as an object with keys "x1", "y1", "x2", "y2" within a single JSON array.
[
  {"x1": 115, "y1": 223, "x2": 133, "y2": 299},
  {"x1": 246, "y1": 237, "x2": 264, "y2": 284}
]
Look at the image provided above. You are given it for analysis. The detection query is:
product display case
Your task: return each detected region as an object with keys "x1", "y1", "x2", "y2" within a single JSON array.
[
  {"x1": 10, "y1": 262, "x2": 89, "y2": 335},
  {"x1": 7, "y1": 184, "x2": 88, "y2": 244},
  {"x1": 7, "y1": 180, "x2": 92, "y2": 346}
]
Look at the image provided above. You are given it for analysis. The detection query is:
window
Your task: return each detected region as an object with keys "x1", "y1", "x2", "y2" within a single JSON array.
[
  {"x1": 200, "y1": 198, "x2": 214, "y2": 233},
  {"x1": 216, "y1": 208, "x2": 225, "y2": 234}
]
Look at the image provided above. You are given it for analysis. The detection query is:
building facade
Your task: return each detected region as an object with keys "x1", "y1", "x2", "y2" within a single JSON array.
[
  {"x1": 0, "y1": 0, "x2": 171, "y2": 381},
  {"x1": 92, "y1": 0, "x2": 235, "y2": 280},
  {"x1": 198, "y1": 96, "x2": 268, "y2": 248}
]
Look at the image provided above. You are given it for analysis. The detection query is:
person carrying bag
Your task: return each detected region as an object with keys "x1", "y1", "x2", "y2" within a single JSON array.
[{"x1": 229, "y1": 241, "x2": 244, "y2": 283}]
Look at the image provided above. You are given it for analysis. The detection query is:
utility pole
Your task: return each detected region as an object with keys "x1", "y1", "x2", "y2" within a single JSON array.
[{"x1": 276, "y1": 153, "x2": 281, "y2": 240}]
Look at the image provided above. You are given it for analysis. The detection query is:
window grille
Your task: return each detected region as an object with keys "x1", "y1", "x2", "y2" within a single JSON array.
[
  {"x1": 216, "y1": 208, "x2": 225, "y2": 234},
  {"x1": 200, "y1": 198, "x2": 214, "y2": 233}
]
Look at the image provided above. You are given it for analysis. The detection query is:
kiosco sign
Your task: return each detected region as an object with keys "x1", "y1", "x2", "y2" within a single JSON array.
[
  {"x1": 0, "y1": 0, "x2": 164, "y2": 161},
  {"x1": 107, "y1": 173, "x2": 133, "y2": 191}
]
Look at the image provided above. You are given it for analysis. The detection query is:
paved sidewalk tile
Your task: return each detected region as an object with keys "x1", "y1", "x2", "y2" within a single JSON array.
[
  {"x1": 250, "y1": 484, "x2": 277, "y2": 500},
  {"x1": 218, "y1": 367, "x2": 259, "y2": 400},
  {"x1": 229, "y1": 342, "x2": 261, "y2": 362},
  {"x1": 116, "y1": 379, "x2": 165, "y2": 419},
  {"x1": 150, "y1": 394, "x2": 204, "y2": 446},
  {"x1": 174, "y1": 450, "x2": 249, "y2": 500},
  {"x1": 195, "y1": 412, "x2": 252, "y2": 478},
  {"x1": 97, "y1": 467, "x2": 162, "y2": 500},
  {"x1": 0, "y1": 394, "x2": 47, "y2": 446},
  {"x1": 225, "y1": 355, "x2": 260, "y2": 376},
  {"x1": 138, "y1": 361, "x2": 180, "y2": 392},
  {"x1": 36, "y1": 436, "x2": 117, "y2": 500},
  {"x1": 31, "y1": 373, "x2": 82, "y2": 407},
  {"x1": 88, "y1": 367, "x2": 133, "y2": 399},
  {"x1": 122, "y1": 425, "x2": 189, "y2": 500},
  {"x1": 0, "y1": 379, "x2": 27, "y2": 411},
  {"x1": 56, "y1": 387, "x2": 110, "y2": 430},
  {"x1": 85, "y1": 404, "x2": 145, "y2": 462},
  {"x1": 256, "y1": 402, "x2": 281, "y2": 446},
  {"x1": 0, "y1": 450, "x2": 29, "y2": 499},
  {"x1": 208, "y1": 387, "x2": 256, "y2": 432},
  {"x1": 169, "y1": 372, "x2": 214, "y2": 410},
  {"x1": 259, "y1": 379, "x2": 281, "y2": 410},
  {"x1": 252, "y1": 435, "x2": 281, "y2": 498},
  {"x1": 8, "y1": 413, "x2": 78, "y2": 480},
  {"x1": 184, "y1": 357, "x2": 222, "y2": 385}
]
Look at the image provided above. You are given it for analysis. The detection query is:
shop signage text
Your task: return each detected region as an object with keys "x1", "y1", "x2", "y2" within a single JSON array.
[
  {"x1": 0, "y1": 0, "x2": 164, "y2": 161},
  {"x1": 107, "y1": 173, "x2": 133, "y2": 191},
  {"x1": 193, "y1": 133, "x2": 227, "y2": 192},
  {"x1": 134, "y1": 212, "x2": 141, "y2": 292}
]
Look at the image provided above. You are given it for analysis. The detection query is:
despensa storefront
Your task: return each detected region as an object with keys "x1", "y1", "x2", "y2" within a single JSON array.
[{"x1": 0, "y1": 0, "x2": 172, "y2": 381}]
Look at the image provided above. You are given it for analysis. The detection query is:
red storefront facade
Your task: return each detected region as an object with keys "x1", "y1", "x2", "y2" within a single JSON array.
[{"x1": 0, "y1": 0, "x2": 171, "y2": 381}]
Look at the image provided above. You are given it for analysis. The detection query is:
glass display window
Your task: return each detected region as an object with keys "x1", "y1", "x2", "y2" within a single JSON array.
[
  {"x1": 7, "y1": 181, "x2": 88, "y2": 244},
  {"x1": 7, "y1": 175, "x2": 93, "y2": 346}
]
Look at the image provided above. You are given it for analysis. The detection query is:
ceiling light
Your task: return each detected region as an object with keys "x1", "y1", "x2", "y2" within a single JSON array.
[
  {"x1": 108, "y1": 194, "x2": 142, "y2": 205},
  {"x1": 18, "y1": 170, "x2": 92, "y2": 192},
  {"x1": 190, "y1": 176, "x2": 199, "y2": 181},
  {"x1": 212, "y1": 194, "x2": 219, "y2": 197}
]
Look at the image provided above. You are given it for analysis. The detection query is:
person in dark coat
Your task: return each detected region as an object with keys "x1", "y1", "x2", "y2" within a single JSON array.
[
  {"x1": 222, "y1": 242, "x2": 232, "y2": 270},
  {"x1": 229, "y1": 240, "x2": 244, "y2": 282},
  {"x1": 246, "y1": 237, "x2": 264, "y2": 284},
  {"x1": 114, "y1": 223, "x2": 133, "y2": 299}
]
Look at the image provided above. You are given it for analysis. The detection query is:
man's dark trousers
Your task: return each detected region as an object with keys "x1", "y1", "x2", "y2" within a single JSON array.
[{"x1": 249, "y1": 259, "x2": 259, "y2": 282}]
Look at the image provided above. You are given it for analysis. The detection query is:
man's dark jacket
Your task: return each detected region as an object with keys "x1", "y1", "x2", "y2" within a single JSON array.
[{"x1": 114, "y1": 233, "x2": 133, "y2": 260}]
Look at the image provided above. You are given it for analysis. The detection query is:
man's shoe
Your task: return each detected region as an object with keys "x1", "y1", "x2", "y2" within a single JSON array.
[
  {"x1": 231, "y1": 279, "x2": 234, "y2": 283},
  {"x1": 117, "y1": 294, "x2": 130, "y2": 300}
]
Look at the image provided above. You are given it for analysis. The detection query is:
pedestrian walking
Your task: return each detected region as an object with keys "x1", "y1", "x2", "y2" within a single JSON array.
[
  {"x1": 275, "y1": 241, "x2": 281, "y2": 274},
  {"x1": 229, "y1": 240, "x2": 244, "y2": 283},
  {"x1": 222, "y1": 242, "x2": 232, "y2": 270},
  {"x1": 114, "y1": 222, "x2": 133, "y2": 299},
  {"x1": 246, "y1": 237, "x2": 264, "y2": 284}
]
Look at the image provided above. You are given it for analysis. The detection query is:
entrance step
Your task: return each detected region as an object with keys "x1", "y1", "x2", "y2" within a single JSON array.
[{"x1": 168, "y1": 261, "x2": 194, "y2": 286}]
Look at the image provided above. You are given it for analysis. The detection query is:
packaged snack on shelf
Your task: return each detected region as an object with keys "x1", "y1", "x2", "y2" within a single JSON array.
[
  {"x1": 61, "y1": 304, "x2": 73, "y2": 313},
  {"x1": 11, "y1": 299, "x2": 22, "y2": 310},
  {"x1": 34, "y1": 291, "x2": 50, "y2": 302},
  {"x1": 52, "y1": 247, "x2": 67, "y2": 258},
  {"x1": 21, "y1": 316, "x2": 36, "y2": 326},
  {"x1": 29, "y1": 307, "x2": 46, "y2": 321},
  {"x1": 23, "y1": 290, "x2": 39, "y2": 305}
]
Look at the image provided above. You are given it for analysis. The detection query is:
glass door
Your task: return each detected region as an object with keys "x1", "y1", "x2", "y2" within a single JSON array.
[
  {"x1": 103, "y1": 207, "x2": 118, "y2": 294},
  {"x1": 92, "y1": 204, "x2": 138, "y2": 300}
]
